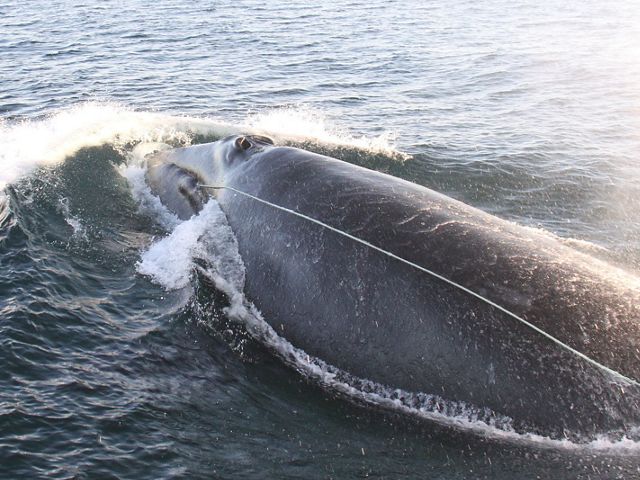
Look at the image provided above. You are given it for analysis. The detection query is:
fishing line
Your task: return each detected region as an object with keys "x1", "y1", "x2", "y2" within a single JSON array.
[{"x1": 200, "y1": 183, "x2": 639, "y2": 388}]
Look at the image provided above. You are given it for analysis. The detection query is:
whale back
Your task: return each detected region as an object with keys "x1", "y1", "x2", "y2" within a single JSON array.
[{"x1": 217, "y1": 145, "x2": 640, "y2": 437}]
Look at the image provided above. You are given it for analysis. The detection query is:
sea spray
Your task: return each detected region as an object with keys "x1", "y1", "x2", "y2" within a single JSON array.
[
  {"x1": 0, "y1": 103, "x2": 235, "y2": 190},
  {"x1": 0, "y1": 102, "x2": 405, "y2": 192}
]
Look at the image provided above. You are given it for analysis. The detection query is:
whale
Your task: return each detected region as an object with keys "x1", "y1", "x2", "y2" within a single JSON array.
[{"x1": 145, "y1": 134, "x2": 640, "y2": 439}]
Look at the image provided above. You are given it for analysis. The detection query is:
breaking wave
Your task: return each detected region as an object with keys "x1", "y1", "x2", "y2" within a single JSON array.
[{"x1": 0, "y1": 102, "x2": 406, "y2": 192}]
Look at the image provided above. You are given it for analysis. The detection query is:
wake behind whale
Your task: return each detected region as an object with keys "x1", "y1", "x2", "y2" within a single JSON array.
[{"x1": 142, "y1": 134, "x2": 640, "y2": 443}]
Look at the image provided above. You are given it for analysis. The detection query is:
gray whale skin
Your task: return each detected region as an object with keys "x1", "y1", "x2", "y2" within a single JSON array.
[{"x1": 146, "y1": 134, "x2": 640, "y2": 439}]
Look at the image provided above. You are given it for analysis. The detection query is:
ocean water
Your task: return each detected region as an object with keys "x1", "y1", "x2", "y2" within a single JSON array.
[{"x1": 1, "y1": 0, "x2": 640, "y2": 478}]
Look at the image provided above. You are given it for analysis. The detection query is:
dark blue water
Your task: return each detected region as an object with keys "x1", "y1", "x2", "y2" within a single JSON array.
[{"x1": 2, "y1": 1, "x2": 640, "y2": 478}]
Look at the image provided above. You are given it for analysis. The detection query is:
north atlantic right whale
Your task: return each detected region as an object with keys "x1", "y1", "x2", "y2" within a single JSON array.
[{"x1": 145, "y1": 135, "x2": 640, "y2": 440}]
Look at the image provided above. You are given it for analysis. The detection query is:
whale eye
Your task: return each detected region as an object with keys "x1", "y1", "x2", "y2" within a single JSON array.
[{"x1": 236, "y1": 136, "x2": 252, "y2": 151}]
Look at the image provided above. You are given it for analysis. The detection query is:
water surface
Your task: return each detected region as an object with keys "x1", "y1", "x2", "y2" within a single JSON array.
[{"x1": 1, "y1": 0, "x2": 640, "y2": 477}]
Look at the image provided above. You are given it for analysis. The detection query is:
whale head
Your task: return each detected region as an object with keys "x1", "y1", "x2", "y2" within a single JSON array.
[
  {"x1": 145, "y1": 134, "x2": 275, "y2": 219},
  {"x1": 149, "y1": 134, "x2": 274, "y2": 184},
  {"x1": 171, "y1": 134, "x2": 274, "y2": 185}
]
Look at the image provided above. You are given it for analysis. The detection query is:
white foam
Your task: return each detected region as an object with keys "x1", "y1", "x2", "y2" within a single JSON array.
[
  {"x1": 0, "y1": 102, "x2": 238, "y2": 191},
  {"x1": 242, "y1": 105, "x2": 407, "y2": 157},
  {"x1": 57, "y1": 197, "x2": 86, "y2": 239},
  {"x1": 0, "y1": 102, "x2": 408, "y2": 192},
  {"x1": 0, "y1": 192, "x2": 10, "y2": 228},
  {"x1": 120, "y1": 143, "x2": 181, "y2": 231},
  {"x1": 136, "y1": 200, "x2": 227, "y2": 290}
]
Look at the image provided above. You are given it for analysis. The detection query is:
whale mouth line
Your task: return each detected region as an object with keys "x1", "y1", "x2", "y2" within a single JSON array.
[{"x1": 198, "y1": 184, "x2": 638, "y2": 389}]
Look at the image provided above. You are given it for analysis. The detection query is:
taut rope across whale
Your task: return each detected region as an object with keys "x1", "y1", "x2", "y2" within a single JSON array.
[{"x1": 145, "y1": 134, "x2": 640, "y2": 439}]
